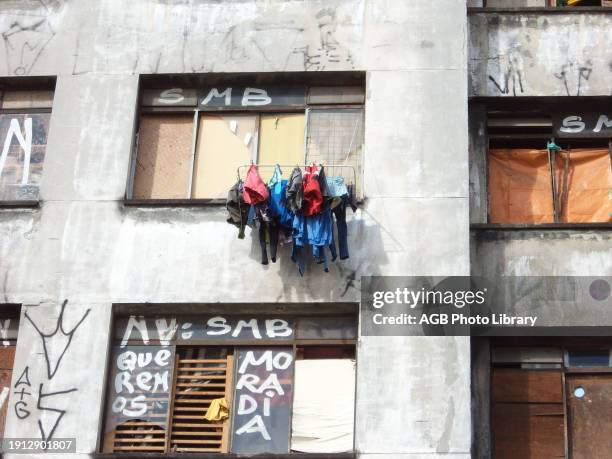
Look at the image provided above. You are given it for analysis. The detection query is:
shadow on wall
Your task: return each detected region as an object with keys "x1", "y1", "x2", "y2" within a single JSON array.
[
  {"x1": 246, "y1": 206, "x2": 387, "y2": 303},
  {"x1": 118, "y1": 203, "x2": 387, "y2": 302}
]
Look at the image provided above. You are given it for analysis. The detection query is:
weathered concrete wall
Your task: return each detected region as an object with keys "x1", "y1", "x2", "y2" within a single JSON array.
[
  {"x1": 471, "y1": 230, "x2": 612, "y2": 326},
  {"x1": 0, "y1": 0, "x2": 470, "y2": 458},
  {"x1": 472, "y1": 230, "x2": 612, "y2": 277},
  {"x1": 469, "y1": 11, "x2": 612, "y2": 96}
]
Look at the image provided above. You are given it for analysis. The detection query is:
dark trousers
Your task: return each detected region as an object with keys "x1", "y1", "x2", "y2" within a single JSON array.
[
  {"x1": 259, "y1": 219, "x2": 279, "y2": 265},
  {"x1": 332, "y1": 198, "x2": 349, "y2": 260}
]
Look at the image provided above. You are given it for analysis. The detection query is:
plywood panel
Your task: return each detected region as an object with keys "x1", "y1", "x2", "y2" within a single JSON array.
[
  {"x1": 191, "y1": 115, "x2": 258, "y2": 199},
  {"x1": 132, "y1": 114, "x2": 193, "y2": 199},
  {"x1": 492, "y1": 403, "x2": 565, "y2": 459},
  {"x1": 0, "y1": 347, "x2": 15, "y2": 369},
  {"x1": 568, "y1": 375, "x2": 612, "y2": 459},
  {"x1": 492, "y1": 368, "x2": 565, "y2": 459},
  {"x1": 493, "y1": 369, "x2": 563, "y2": 403},
  {"x1": 258, "y1": 113, "x2": 305, "y2": 182},
  {"x1": 0, "y1": 368, "x2": 12, "y2": 438}
]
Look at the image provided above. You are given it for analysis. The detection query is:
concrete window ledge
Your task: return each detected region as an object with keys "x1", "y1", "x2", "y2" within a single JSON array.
[
  {"x1": 94, "y1": 453, "x2": 356, "y2": 459},
  {"x1": 468, "y1": 7, "x2": 612, "y2": 13},
  {"x1": 0, "y1": 200, "x2": 39, "y2": 208},
  {"x1": 471, "y1": 223, "x2": 612, "y2": 230},
  {"x1": 123, "y1": 198, "x2": 226, "y2": 207}
]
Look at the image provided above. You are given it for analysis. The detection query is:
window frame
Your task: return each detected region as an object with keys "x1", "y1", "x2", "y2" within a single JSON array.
[
  {"x1": 470, "y1": 99, "x2": 612, "y2": 229},
  {"x1": 0, "y1": 305, "x2": 21, "y2": 439},
  {"x1": 487, "y1": 340, "x2": 612, "y2": 459},
  {"x1": 125, "y1": 87, "x2": 364, "y2": 206},
  {"x1": 0, "y1": 94, "x2": 53, "y2": 207},
  {"x1": 100, "y1": 313, "x2": 358, "y2": 456}
]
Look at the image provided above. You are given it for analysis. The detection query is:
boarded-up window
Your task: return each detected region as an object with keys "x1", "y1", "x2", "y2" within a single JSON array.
[
  {"x1": 567, "y1": 374, "x2": 612, "y2": 459},
  {"x1": 0, "y1": 346, "x2": 16, "y2": 438},
  {"x1": 132, "y1": 86, "x2": 365, "y2": 200},
  {"x1": 488, "y1": 147, "x2": 612, "y2": 223},
  {"x1": 231, "y1": 348, "x2": 294, "y2": 454},
  {"x1": 0, "y1": 112, "x2": 51, "y2": 201},
  {"x1": 0, "y1": 309, "x2": 20, "y2": 438},
  {"x1": 257, "y1": 114, "x2": 305, "y2": 182},
  {"x1": 305, "y1": 108, "x2": 364, "y2": 198},
  {"x1": 492, "y1": 369, "x2": 565, "y2": 458},
  {"x1": 104, "y1": 314, "x2": 356, "y2": 454},
  {"x1": 191, "y1": 115, "x2": 258, "y2": 199},
  {"x1": 489, "y1": 149, "x2": 555, "y2": 224},
  {"x1": 132, "y1": 115, "x2": 194, "y2": 199},
  {"x1": 103, "y1": 345, "x2": 175, "y2": 453},
  {"x1": 291, "y1": 359, "x2": 355, "y2": 453}
]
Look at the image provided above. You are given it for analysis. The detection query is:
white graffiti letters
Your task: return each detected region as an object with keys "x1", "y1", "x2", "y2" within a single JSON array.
[{"x1": 234, "y1": 350, "x2": 293, "y2": 442}]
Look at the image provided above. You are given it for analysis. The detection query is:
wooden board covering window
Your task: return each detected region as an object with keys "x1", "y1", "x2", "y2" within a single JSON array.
[
  {"x1": 0, "y1": 346, "x2": 15, "y2": 438},
  {"x1": 168, "y1": 354, "x2": 234, "y2": 453},
  {"x1": 191, "y1": 114, "x2": 258, "y2": 199},
  {"x1": 567, "y1": 374, "x2": 612, "y2": 459},
  {"x1": 492, "y1": 369, "x2": 565, "y2": 458},
  {"x1": 257, "y1": 113, "x2": 305, "y2": 182},
  {"x1": 132, "y1": 114, "x2": 193, "y2": 199}
]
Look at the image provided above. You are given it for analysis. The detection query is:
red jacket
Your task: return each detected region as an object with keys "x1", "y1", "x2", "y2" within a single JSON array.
[
  {"x1": 243, "y1": 165, "x2": 269, "y2": 205},
  {"x1": 302, "y1": 165, "x2": 323, "y2": 216}
]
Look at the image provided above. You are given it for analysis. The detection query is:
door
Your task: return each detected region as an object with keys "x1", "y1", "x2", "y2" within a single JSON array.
[{"x1": 567, "y1": 375, "x2": 612, "y2": 459}]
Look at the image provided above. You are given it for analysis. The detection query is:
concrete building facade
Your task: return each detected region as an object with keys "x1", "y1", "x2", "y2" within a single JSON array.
[{"x1": 0, "y1": 1, "x2": 609, "y2": 458}]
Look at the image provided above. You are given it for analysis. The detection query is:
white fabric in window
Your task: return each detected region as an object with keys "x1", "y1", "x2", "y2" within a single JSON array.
[{"x1": 290, "y1": 359, "x2": 355, "y2": 453}]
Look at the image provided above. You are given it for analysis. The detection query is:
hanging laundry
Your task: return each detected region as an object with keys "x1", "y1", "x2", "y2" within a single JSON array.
[
  {"x1": 268, "y1": 165, "x2": 294, "y2": 229},
  {"x1": 291, "y1": 208, "x2": 336, "y2": 275},
  {"x1": 308, "y1": 208, "x2": 334, "y2": 270},
  {"x1": 203, "y1": 397, "x2": 229, "y2": 422},
  {"x1": 303, "y1": 164, "x2": 323, "y2": 217},
  {"x1": 243, "y1": 164, "x2": 269, "y2": 205},
  {"x1": 332, "y1": 196, "x2": 350, "y2": 259},
  {"x1": 317, "y1": 165, "x2": 331, "y2": 199},
  {"x1": 286, "y1": 167, "x2": 304, "y2": 214},
  {"x1": 226, "y1": 165, "x2": 356, "y2": 273},
  {"x1": 226, "y1": 180, "x2": 248, "y2": 239}
]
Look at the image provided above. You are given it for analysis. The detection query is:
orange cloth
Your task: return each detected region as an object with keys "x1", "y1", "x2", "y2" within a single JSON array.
[{"x1": 488, "y1": 148, "x2": 612, "y2": 224}]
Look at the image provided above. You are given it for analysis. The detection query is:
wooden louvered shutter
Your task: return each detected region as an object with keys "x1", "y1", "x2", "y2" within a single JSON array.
[{"x1": 168, "y1": 353, "x2": 234, "y2": 453}]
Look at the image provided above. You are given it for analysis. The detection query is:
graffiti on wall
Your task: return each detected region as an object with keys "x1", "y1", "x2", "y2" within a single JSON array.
[
  {"x1": 0, "y1": 0, "x2": 65, "y2": 75},
  {"x1": 231, "y1": 349, "x2": 294, "y2": 452},
  {"x1": 554, "y1": 60, "x2": 593, "y2": 96},
  {"x1": 292, "y1": 8, "x2": 355, "y2": 71},
  {"x1": 69, "y1": 5, "x2": 356, "y2": 75},
  {"x1": 12, "y1": 300, "x2": 90, "y2": 442},
  {"x1": 487, "y1": 52, "x2": 525, "y2": 96}
]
